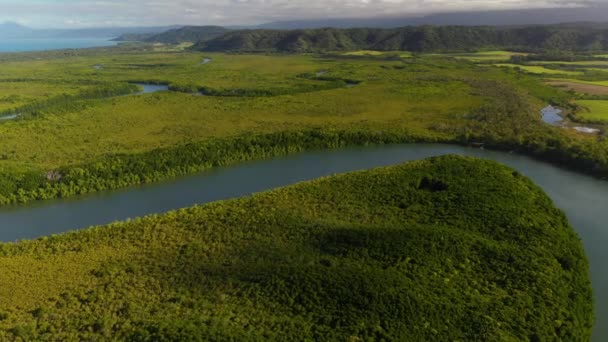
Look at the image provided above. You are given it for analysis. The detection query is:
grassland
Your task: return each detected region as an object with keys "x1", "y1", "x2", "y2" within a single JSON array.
[
  {"x1": 551, "y1": 79, "x2": 608, "y2": 87},
  {"x1": 494, "y1": 64, "x2": 584, "y2": 75},
  {"x1": 0, "y1": 156, "x2": 593, "y2": 340},
  {"x1": 533, "y1": 61, "x2": 608, "y2": 66},
  {"x1": 343, "y1": 50, "x2": 412, "y2": 58},
  {"x1": 576, "y1": 100, "x2": 608, "y2": 122},
  {"x1": 545, "y1": 81, "x2": 608, "y2": 96},
  {"x1": 446, "y1": 51, "x2": 527, "y2": 62}
]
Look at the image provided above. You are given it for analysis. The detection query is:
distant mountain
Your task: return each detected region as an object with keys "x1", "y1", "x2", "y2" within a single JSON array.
[
  {"x1": 114, "y1": 26, "x2": 230, "y2": 44},
  {"x1": 111, "y1": 33, "x2": 157, "y2": 42},
  {"x1": 55, "y1": 26, "x2": 180, "y2": 39},
  {"x1": 258, "y1": 6, "x2": 608, "y2": 29},
  {"x1": 194, "y1": 24, "x2": 608, "y2": 53},
  {"x1": 0, "y1": 22, "x2": 33, "y2": 37},
  {"x1": 0, "y1": 22, "x2": 177, "y2": 39}
]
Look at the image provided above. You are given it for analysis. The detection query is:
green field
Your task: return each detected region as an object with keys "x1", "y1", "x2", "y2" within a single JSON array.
[
  {"x1": 342, "y1": 50, "x2": 522, "y2": 62},
  {"x1": 0, "y1": 156, "x2": 593, "y2": 340},
  {"x1": 343, "y1": 50, "x2": 412, "y2": 58},
  {"x1": 448, "y1": 51, "x2": 527, "y2": 62},
  {"x1": 555, "y1": 79, "x2": 608, "y2": 87},
  {"x1": 577, "y1": 100, "x2": 608, "y2": 122},
  {"x1": 494, "y1": 64, "x2": 584, "y2": 75},
  {"x1": 533, "y1": 61, "x2": 608, "y2": 66}
]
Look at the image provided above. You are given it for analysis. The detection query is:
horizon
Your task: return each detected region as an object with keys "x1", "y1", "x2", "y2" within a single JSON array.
[{"x1": 0, "y1": 0, "x2": 604, "y2": 29}]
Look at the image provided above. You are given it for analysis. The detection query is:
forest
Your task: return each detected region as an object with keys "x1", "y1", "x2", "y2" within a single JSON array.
[
  {"x1": 113, "y1": 26, "x2": 230, "y2": 45},
  {"x1": 193, "y1": 24, "x2": 608, "y2": 53},
  {"x1": 0, "y1": 49, "x2": 606, "y2": 205},
  {"x1": 0, "y1": 156, "x2": 594, "y2": 340}
]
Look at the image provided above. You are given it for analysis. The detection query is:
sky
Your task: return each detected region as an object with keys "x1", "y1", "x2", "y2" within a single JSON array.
[{"x1": 0, "y1": 0, "x2": 600, "y2": 28}]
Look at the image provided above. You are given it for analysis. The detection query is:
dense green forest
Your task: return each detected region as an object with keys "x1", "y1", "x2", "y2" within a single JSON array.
[
  {"x1": 193, "y1": 24, "x2": 608, "y2": 53},
  {"x1": 0, "y1": 50, "x2": 606, "y2": 205},
  {"x1": 114, "y1": 26, "x2": 230, "y2": 44},
  {"x1": 0, "y1": 156, "x2": 594, "y2": 340}
]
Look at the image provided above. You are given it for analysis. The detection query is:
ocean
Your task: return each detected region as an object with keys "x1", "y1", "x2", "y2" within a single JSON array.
[{"x1": 0, "y1": 38, "x2": 117, "y2": 53}]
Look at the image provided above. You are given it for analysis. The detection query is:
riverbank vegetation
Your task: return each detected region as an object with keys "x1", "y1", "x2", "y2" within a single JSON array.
[
  {"x1": 0, "y1": 156, "x2": 594, "y2": 340},
  {"x1": 0, "y1": 46, "x2": 607, "y2": 204}
]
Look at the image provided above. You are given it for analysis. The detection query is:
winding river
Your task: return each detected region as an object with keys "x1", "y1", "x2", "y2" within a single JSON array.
[
  {"x1": 0, "y1": 144, "x2": 605, "y2": 339},
  {"x1": 134, "y1": 83, "x2": 169, "y2": 94}
]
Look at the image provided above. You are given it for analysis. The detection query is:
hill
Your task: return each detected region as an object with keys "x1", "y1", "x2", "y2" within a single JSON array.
[
  {"x1": 0, "y1": 156, "x2": 593, "y2": 340},
  {"x1": 113, "y1": 26, "x2": 230, "y2": 44},
  {"x1": 195, "y1": 24, "x2": 608, "y2": 53},
  {"x1": 0, "y1": 22, "x2": 32, "y2": 38}
]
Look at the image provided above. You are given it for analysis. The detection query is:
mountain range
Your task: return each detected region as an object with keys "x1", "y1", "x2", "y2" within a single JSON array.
[
  {"x1": 192, "y1": 24, "x2": 608, "y2": 53},
  {"x1": 2, "y1": 5, "x2": 608, "y2": 42},
  {"x1": 0, "y1": 22, "x2": 178, "y2": 39}
]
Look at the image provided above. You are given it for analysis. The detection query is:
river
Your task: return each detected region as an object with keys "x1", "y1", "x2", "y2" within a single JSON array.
[{"x1": 0, "y1": 143, "x2": 604, "y2": 339}]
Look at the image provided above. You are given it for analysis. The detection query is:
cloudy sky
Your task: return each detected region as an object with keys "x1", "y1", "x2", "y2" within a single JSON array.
[{"x1": 0, "y1": 0, "x2": 599, "y2": 28}]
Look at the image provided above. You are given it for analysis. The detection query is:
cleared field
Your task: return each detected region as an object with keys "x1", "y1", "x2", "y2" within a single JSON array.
[
  {"x1": 577, "y1": 100, "x2": 608, "y2": 121},
  {"x1": 533, "y1": 61, "x2": 608, "y2": 66},
  {"x1": 494, "y1": 64, "x2": 584, "y2": 75},
  {"x1": 448, "y1": 51, "x2": 527, "y2": 62},
  {"x1": 343, "y1": 50, "x2": 412, "y2": 58},
  {"x1": 549, "y1": 78, "x2": 608, "y2": 87},
  {"x1": 546, "y1": 80, "x2": 608, "y2": 95},
  {"x1": 343, "y1": 50, "x2": 385, "y2": 56}
]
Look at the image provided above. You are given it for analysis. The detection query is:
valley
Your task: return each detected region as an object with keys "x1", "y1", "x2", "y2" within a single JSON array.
[{"x1": 0, "y1": 24, "x2": 606, "y2": 340}]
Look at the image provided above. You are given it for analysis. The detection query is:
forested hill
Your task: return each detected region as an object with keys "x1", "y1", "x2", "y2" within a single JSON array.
[
  {"x1": 113, "y1": 26, "x2": 230, "y2": 44},
  {"x1": 193, "y1": 24, "x2": 608, "y2": 53}
]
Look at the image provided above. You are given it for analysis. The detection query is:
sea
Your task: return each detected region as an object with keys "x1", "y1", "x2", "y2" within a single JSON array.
[{"x1": 0, "y1": 38, "x2": 117, "y2": 53}]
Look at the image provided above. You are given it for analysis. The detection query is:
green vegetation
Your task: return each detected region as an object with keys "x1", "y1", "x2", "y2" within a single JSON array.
[
  {"x1": 343, "y1": 50, "x2": 412, "y2": 58},
  {"x1": 445, "y1": 51, "x2": 528, "y2": 62},
  {"x1": 194, "y1": 24, "x2": 608, "y2": 53},
  {"x1": 0, "y1": 81, "x2": 99, "y2": 112},
  {"x1": 0, "y1": 156, "x2": 594, "y2": 340},
  {"x1": 494, "y1": 64, "x2": 583, "y2": 75},
  {"x1": 552, "y1": 79, "x2": 608, "y2": 87},
  {"x1": 533, "y1": 61, "x2": 608, "y2": 66},
  {"x1": 0, "y1": 48, "x2": 607, "y2": 205},
  {"x1": 575, "y1": 100, "x2": 608, "y2": 123}
]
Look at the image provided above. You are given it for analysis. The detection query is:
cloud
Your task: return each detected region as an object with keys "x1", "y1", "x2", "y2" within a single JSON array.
[{"x1": 0, "y1": 0, "x2": 601, "y2": 27}]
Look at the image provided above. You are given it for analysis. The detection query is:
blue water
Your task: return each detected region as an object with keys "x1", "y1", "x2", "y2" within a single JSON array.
[
  {"x1": 134, "y1": 83, "x2": 169, "y2": 94},
  {"x1": 541, "y1": 105, "x2": 563, "y2": 125},
  {"x1": 0, "y1": 38, "x2": 117, "y2": 53}
]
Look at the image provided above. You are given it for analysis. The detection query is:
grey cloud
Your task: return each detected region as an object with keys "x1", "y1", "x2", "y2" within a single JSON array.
[{"x1": 0, "y1": 0, "x2": 602, "y2": 27}]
